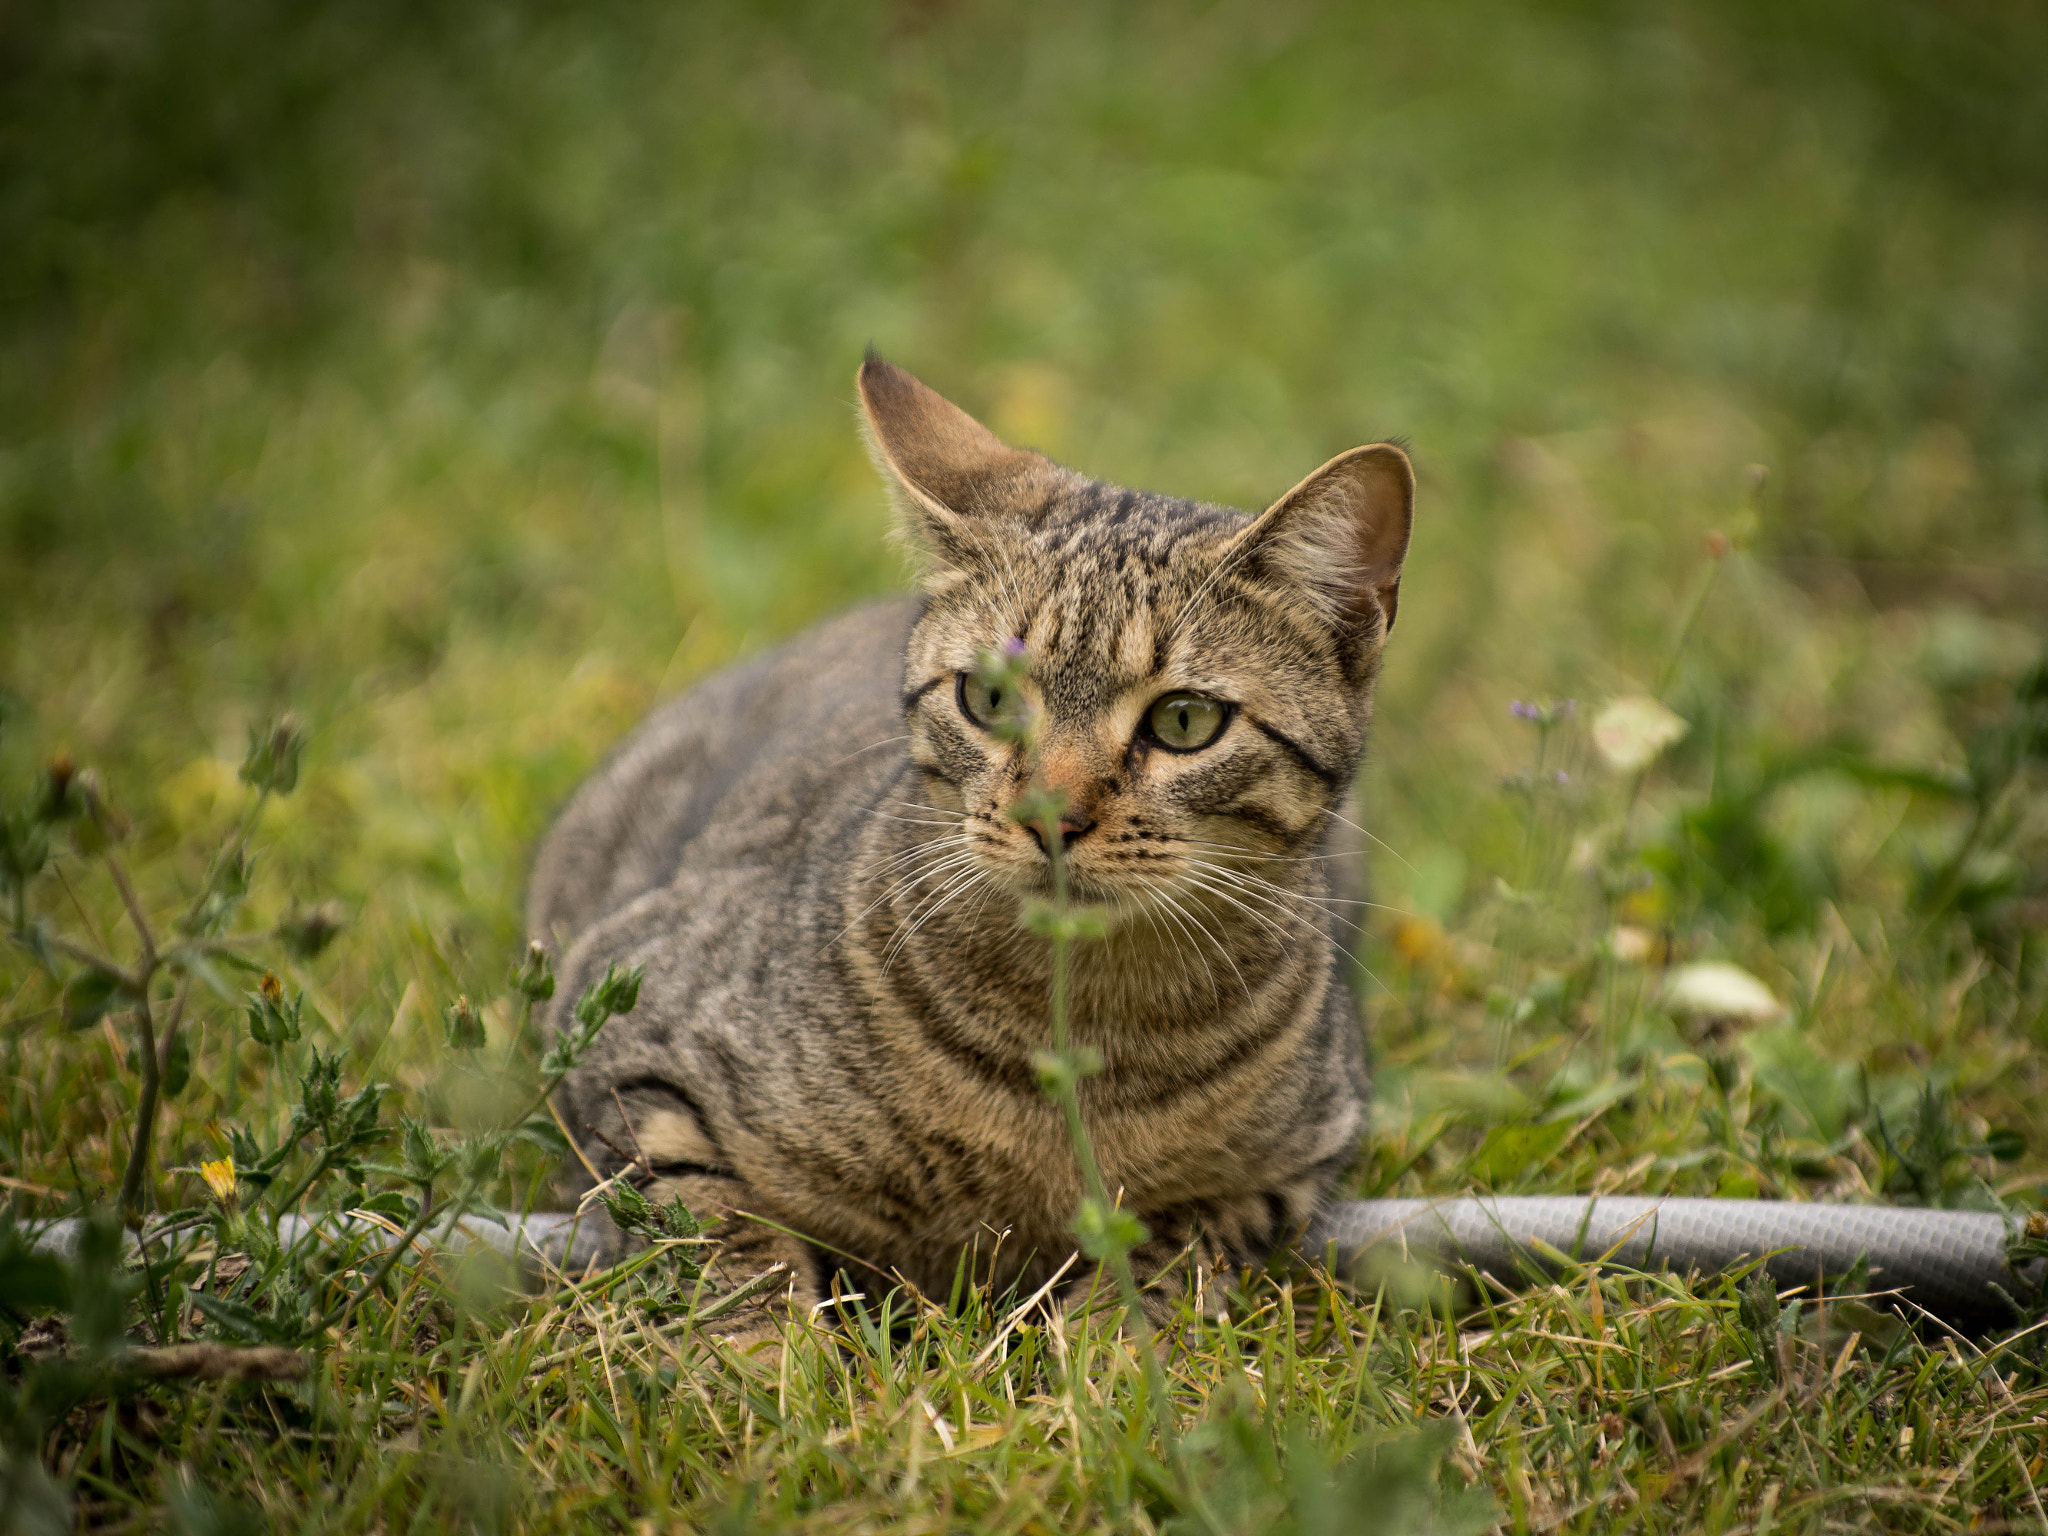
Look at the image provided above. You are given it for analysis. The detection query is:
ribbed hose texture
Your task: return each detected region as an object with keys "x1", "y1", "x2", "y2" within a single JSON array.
[
  {"x1": 29, "y1": 1198, "x2": 2037, "y2": 1325},
  {"x1": 1308, "y1": 1197, "x2": 2030, "y2": 1324}
]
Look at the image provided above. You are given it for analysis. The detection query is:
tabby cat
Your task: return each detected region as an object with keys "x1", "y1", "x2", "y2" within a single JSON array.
[{"x1": 528, "y1": 354, "x2": 1413, "y2": 1324}]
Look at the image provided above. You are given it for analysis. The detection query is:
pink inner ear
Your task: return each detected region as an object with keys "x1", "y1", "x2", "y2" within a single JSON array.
[
  {"x1": 858, "y1": 353, "x2": 1041, "y2": 516},
  {"x1": 1340, "y1": 447, "x2": 1415, "y2": 611},
  {"x1": 1249, "y1": 442, "x2": 1414, "y2": 630}
]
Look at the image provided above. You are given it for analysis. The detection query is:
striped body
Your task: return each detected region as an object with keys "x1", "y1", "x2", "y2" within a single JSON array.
[{"x1": 528, "y1": 356, "x2": 1412, "y2": 1315}]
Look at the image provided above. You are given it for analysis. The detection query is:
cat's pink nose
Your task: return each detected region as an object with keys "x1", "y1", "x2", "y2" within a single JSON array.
[{"x1": 1026, "y1": 813, "x2": 1094, "y2": 855}]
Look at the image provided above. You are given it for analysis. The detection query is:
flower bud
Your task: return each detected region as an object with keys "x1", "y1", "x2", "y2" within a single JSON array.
[
  {"x1": 245, "y1": 971, "x2": 304, "y2": 1045},
  {"x1": 510, "y1": 940, "x2": 556, "y2": 1002},
  {"x1": 443, "y1": 994, "x2": 487, "y2": 1052},
  {"x1": 36, "y1": 754, "x2": 80, "y2": 822},
  {"x1": 239, "y1": 714, "x2": 306, "y2": 796},
  {"x1": 278, "y1": 901, "x2": 346, "y2": 960}
]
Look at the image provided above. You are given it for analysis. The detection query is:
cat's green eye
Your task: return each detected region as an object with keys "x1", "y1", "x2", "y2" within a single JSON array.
[
  {"x1": 958, "y1": 672, "x2": 1021, "y2": 730},
  {"x1": 1146, "y1": 692, "x2": 1228, "y2": 752}
]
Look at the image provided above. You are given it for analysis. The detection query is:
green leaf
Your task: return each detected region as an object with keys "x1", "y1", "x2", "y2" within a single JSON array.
[
  {"x1": 653, "y1": 1195, "x2": 701, "y2": 1240},
  {"x1": 1831, "y1": 1298, "x2": 1908, "y2": 1350},
  {"x1": 602, "y1": 1183, "x2": 659, "y2": 1237},
  {"x1": 1020, "y1": 900, "x2": 1111, "y2": 942},
  {"x1": 1736, "y1": 1266, "x2": 1780, "y2": 1336},
  {"x1": 0, "y1": 1446, "x2": 72, "y2": 1536},
  {"x1": 574, "y1": 960, "x2": 644, "y2": 1031},
  {"x1": 354, "y1": 1191, "x2": 417, "y2": 1224},
  {"x1": 190, "y1": 946, "x2": 266, "y2": 975},
  {"x1": 180, "y1": 847, "x2": 253, "y2": 938},
  {"x1": 1008, "y1": 785, "x2": 1068, "y2": 829},
  {"x1": 400, "y1": 1117, "x2": 452, "y2": 1184},
  {"x1": 1032, "y1": 1045, "x2": 1103, "y2": 1096},
  {"x1": 513, "y1": 1115, "x2": 569, "y2": 1156},
  {"x1": 0, "y1": 1237, "x2": 71, "y2": 1311},
  {"x1": 190, "y1": 1289, "x2": 298, "y2": 1345},
  {"x1": 0, "y1": 807, "x2": 51, "y2": 892},
  {"x1": 64, "y1": 1207, "x2": 139, "y2": 1351},
  {"x1": 1742, "y1": 1026, "x2": 1856, "y2": 1142},
  {"x1": 162, "y1": 1029, "x2": 193, "y2": 1098},
  {"x1": 62, "y1": 967, "x2": 135, "y2": 1030},
  {"x1": 1321, "y1": 1421, "x2": 1500, "y2": 1536},
  {"x1": 1468, "y1": 1121, "x2": 1571, "y2": 1186},
  {"x1": 1984, "y1": 1127, "x2": 2026, "y2": 1162},
  {"x1": 339, "y1": 1083, "x2": 387, "y2": 1149},
  {"x1": 1071, "y1": 1197, "x2": 1147, "y2": 1260},
  {"x1": 13, "y1": 917, "x2": 58, "y2": 976},
  {"x1": 299, "y1": 1049, "x2": 344, "y2": 1131},
  {"x1": 277, "y1": 902, "x2": 345, "y2": 960}
]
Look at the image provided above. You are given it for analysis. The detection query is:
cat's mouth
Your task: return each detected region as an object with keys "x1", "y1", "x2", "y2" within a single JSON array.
[{"x1": 974, "y1": 841, "x2": 1172, "y2": 913}]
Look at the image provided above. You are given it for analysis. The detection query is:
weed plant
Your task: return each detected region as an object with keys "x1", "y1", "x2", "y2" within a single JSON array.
[{"x1": 4, "y1": 1, "x2": 2048, "y2": 1530}]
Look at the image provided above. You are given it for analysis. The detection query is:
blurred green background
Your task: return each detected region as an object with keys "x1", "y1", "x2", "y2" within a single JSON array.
[{"x1": 2, "y1": 0, "x2": 2044, "y2": 1191}]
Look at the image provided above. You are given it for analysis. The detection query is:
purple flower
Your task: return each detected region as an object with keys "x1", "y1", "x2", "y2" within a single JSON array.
[
  {"x1": 1555, "y1": 770, "x2": 1570, "y2": 784},
  {"x1": 1510, "y1": 697, "x2": 1576, "y2": 725},
  {"x1": 1001, "y1": 636, "x2": 1028, "y2": 659}
]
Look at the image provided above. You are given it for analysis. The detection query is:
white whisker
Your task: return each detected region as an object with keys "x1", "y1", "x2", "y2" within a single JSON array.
[
  {"x1": 1133, "y1": 887, "x2": 1220, "y2": 1005},
  {"x1": 1176, "y1": 868, "x2": 1303, "y2": 945},
  {"x1": 822, "y1": 844, "x2": 984, "y2": 953},
  {"x1": 884, "y1": 865, "x2": 992, "y2": 971},
  {"x1": 1175, "y1": 844, "x2": 1414, "y2": 919},
  {"x1": 1175, "y1": 836, "x2": 1368, "y2": 867},
  {"x1": 828, "y1": 734, "x2": 913, "y2": 769},
  {"x1": 867, "y1": 810, "x2": 961, "y2": 828},
  {"x1": 1184, "y1": 857, "x2": 1375, "y2": 940},
  {"x1": 1148, "y1": 882, "x2": 1248, "y2": 1000},
  {"x1": 1318, "y1": 804, "x2": 1415, "y2": 873},
  {"x1": 1182, "y1": 859, "x2": 1397, "y2": 999}
]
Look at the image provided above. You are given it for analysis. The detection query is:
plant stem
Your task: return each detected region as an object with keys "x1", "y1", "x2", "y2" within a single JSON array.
[
  {"x1": 312, "y1": 1022, "x2": 597, "y2": 1335},
  {"x1": 118, "y1": 989, "x2": 162, "y2": 1227},
  {"x1": 154, "y1": 978, "x2": 191, "y2": 1078},
  {"x1": 1653, "y1": 553, "x2": 1725, "y2": 703},
  {"x1": 104, "y1": 850, "x2": 156, "y2": 972},
  {"x1": 1032, "y1": 803, "x2": 1220, "y2": 1533},
  {"x1": 266, "y1": 1144, "x2": 341, "y2": 1222},
  {"x1": 315, "y1": 1181, "x2": 451, "y2": 1336},
  {"x1": 106, "y1": 784, "x2": 268, "y2": 1229},
  {"x1": 42, "y1": 931, "x2": 139, "y2": 986},
  {"x1": 1914, "y1": 790, "x2": 1999, "y2": 936}
]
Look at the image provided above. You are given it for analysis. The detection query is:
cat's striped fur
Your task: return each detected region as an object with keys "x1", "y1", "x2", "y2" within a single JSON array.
[{"x1": 529, "y1": 355, "x2": 1413, "y2": 1324}]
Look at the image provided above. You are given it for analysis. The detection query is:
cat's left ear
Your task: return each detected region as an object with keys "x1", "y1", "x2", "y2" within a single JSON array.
[
  {"x1": 1236, "y1": 443, "x2": 1415, "y2": 636},
  {"x1": 857, "y1": 351, "x2": 1066, "y2": 577}
]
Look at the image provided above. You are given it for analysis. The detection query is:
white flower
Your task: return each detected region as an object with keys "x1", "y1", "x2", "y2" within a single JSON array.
[
  {"x1": 1592, "y1": 694, "x2": 1689, "y2": 773},
  {"x1": 1663, "y1": 961, "x2": 1783, "y2": 1020}
]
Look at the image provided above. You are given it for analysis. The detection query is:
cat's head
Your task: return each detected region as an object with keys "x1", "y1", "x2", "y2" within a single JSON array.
[{"x1": 861, "y1": 352, "x2": 1412, "y2": 908}]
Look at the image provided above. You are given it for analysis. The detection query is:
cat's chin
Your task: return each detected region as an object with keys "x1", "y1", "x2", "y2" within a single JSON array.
[{"x1": 979, "y1": 859, "x2": 1139, "y2": 914}]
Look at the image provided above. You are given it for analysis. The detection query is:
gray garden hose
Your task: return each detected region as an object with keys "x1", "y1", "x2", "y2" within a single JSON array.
[
  {"x1": 24, "y1": 1197, "x2": 2036, "y2": 1326},
  {"x1": 1309, "y1": 1197, "x2": 2031, "y2": 1325}
]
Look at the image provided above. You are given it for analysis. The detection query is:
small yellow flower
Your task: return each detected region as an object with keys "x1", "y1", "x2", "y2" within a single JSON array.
[{"x1": 199, "y1": 1158, "x2": 238, "y2": 1206}]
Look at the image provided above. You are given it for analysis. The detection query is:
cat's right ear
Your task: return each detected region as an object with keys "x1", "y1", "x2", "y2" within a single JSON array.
[
  {"x1": 1234, "y1": 443, "x2": 1415, "y2": 638},
  {"x1": 858, "y1": 351, "x2": 1057, "y2": 576}
]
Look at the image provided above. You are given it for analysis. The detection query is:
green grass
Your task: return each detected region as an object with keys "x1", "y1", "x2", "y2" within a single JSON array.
[{"x1": 3, "y1": 0, "x2": 2047, "y2": 1529}]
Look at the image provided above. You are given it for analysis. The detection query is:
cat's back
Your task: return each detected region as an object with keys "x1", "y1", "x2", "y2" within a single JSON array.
[{"x1": 527, "y1": 597, "x2": 919, "y2": 950}]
